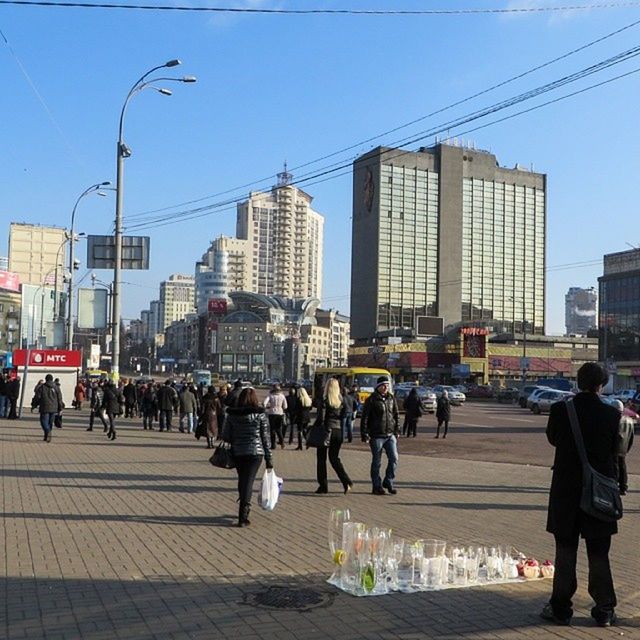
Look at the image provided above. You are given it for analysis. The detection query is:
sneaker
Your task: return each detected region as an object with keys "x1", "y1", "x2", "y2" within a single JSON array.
[
  {"x1": 540, "y1": 604, "x2": 571, "y2": 626},
  {"x1": 593, "y1": 611, "x2": 617, "y2": 628},
  {"x1": 371, "y1": 487, "x2": 386, "y2": 495},
  {"x1": 382, "y1": 480, "x2": 397, "y2": 495}
]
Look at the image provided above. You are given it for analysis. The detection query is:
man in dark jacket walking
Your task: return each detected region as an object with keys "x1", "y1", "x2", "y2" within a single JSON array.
[
  {"x1": 157, "y1": 380, "x2": 179, "y2": 431},
  {"x1": 122, "y1": 379, "x2": 138, "y2": 418},
  {"x1": 361, "y1": 376, "x2": 399, "y2": 495},
  {"x1": 37, "y1": 374, "x2": 64, "y2": 442},
  {"x1": 6, "y1": 375, "x2": 21, "y2": 419},
  {"x1": 541, "y1": 363, "x2": 621, "y2": 628}
]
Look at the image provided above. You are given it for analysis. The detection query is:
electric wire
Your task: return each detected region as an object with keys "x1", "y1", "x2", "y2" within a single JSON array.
[
  {"x1": 1, "y1": 0, "x2": 640, "y2": 14},
  {"x1": 123, "y1": 16, "x2": 640, "y2": 221}
]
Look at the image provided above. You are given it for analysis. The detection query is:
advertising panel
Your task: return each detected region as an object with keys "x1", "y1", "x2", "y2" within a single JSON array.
[
  {"x1": 13, "y1": 349, "x2": 83, "y2": 368},
  {"x1": 77, "y1": 288, "x2": 108, "y2": 329},
  {"x1": 0, "y1": 270, "x2": 20, "y2": 292},
  {"x1": 208, "y1": 298, "x2": 228, "y2": 315}
]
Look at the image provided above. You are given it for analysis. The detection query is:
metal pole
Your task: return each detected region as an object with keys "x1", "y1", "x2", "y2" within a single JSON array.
[
  {"x1": 67, "y1": 229, "x2": 75, "y2": 349},
  {"x1": 112, "y1": 145, "x2": 124, "y2": 382}
]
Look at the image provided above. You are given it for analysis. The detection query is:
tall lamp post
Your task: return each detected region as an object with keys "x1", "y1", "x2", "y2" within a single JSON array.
[
  {"x1": 111, "y1": 59, "x2": 196, "y2": 382},
  {"x1": 67, "y1": 182, "x2": 111, "y2": 350}
]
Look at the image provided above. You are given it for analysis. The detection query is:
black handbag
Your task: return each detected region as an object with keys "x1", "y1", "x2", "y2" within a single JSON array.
[
  {"x1": 209, "y1": 441, "x2": 235, "y2": 469},
  {"x1": 305, "y1": 418, "x2": 330, "y2": 448},
  {"x1": 566, "y1": 400, "x2": 622, "y2": 523}
]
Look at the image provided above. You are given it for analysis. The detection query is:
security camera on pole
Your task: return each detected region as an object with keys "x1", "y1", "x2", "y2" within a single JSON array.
[{"x1": 111, "y1": 60, "x2": 196, "y2": 382}]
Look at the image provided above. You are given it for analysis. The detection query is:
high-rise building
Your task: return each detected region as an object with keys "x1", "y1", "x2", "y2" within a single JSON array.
[
  {"x1": 195, "y1": 235, "x2": 251, "y2": 314},
  {"x1": 565, "y1": 287, "x2": 597, "y2": 336},
  {"x1": 350, "y1": 143, "x2": 546, "y2": 341},
  {"x1": 159, "y1": 274, "x2": 195, "y2": 332},
  {"x1": 236, "y1": 167, "x2": 324, "y2": 299},
  {"x1": 8, "y1": 223, "x2": 67, "y2": 287}
]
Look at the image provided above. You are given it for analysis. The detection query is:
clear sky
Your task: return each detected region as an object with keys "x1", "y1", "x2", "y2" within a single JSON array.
[{"x1": 2, "y1": 0, "x2": 640, "y2": 335}]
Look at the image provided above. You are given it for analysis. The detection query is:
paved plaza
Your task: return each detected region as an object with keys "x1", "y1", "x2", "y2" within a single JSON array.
[{"x1": 1, "y1": 408, "x2": 638, "y2": 639}]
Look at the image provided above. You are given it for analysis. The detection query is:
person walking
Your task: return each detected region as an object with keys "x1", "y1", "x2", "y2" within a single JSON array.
[
  {"x1": 293, "y1": 386, "x2": 312, "y2": 450},
  {"x1": 403, "y1": 387, "x2": 423, "y2": 438},
  {"x1": 6, "y1": 375, "x2": 20, "y2": 419},
  {"x1": 140, "y1": 384, "x2": 157, "y2": 430},
  {"x1": 612, "y1": 400, "x2": 634, "y2": 496},
  {"x1": 221, "y1": 387, "x2": 273, "y2": 527},
  {"x1": 264, "y1": 384, "x2": 287, "y2": 450},
  {"x1": 37, "y1": 374, "x2": 63, "y2": 442},
  {"x1": 73, "y1": 380, "x2": 85, "y2": 411},
  {"x1": 541, "y1": 362, "x2": 622, "y2": 628},
  {"x1": 314, "y1": 378, "x2": 353, "y2": 495},
  {"x1": 361, "y1": 376, "x2": 399, "y2": 495},
  {"x1": 53, "y1": 379, "x2": 64, "y2": 428},
  {"x1": 122, "y1": 379, "x2": 137, "y2": 419},
  {"x1": 0, "y1": 373, "x2": 7, "y2": 418},
  {"x1": 341, "y1": 385, "x2": 358, "y2": 443},
  {"x1": 200, "y1": 385, "x2": 222, "y2": 448},
  {"x1": 101, "y1": 381, "x2": 122, "y2": 441},
  {"x1": 435, "y1": 390, "x2": 451, "y2": 438},
  {"x1": 225, "y1": 379, "x2": 243, "y2": 408},
  {"x1": 157, "y1": 380, "x2": 179, "y2": 432},
  {"x1": 179, "y1": 384, "x2": 199, "y2": 434},
  {"x1": 87, "y1": 381, "x2": 108, "y2": 432},
  {"x1": 285, "y1": 385, "x2": 298, "y2": 444}
]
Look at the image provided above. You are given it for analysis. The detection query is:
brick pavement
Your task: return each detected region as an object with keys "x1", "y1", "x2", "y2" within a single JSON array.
[{"x1": 1, "y1": 410, "x2": 638, "y2": 639}]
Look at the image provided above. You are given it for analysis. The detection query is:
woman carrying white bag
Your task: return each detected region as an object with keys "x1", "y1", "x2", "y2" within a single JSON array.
[{"x1": 221, "y1": 387, "x2": 274, "y2": 527}]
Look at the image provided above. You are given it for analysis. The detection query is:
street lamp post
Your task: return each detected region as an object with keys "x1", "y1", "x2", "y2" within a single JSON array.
[
  {"x1": 111, "y1": 59, "x2": 196, "y2": 382},
  {"x1": 67, "y1": 183, "x2": 110, "y2": 350}
]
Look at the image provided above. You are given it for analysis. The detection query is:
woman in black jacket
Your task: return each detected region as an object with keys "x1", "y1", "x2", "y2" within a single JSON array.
[
  {"x1": 403, "y1": 388, "x2": 423, "y2": 438},
  {"x1": 101, "y1": 382, "x2": 122, "y2": 441},
  {"x1": 435, "y1": 391, "x2": 451, "y2": 438},
  {"x1": 315, "y1": 378, "x2": 353, "y2": 495},
  {"x1": 222, "y1": 387, "x2": 273, "y2": 527}
]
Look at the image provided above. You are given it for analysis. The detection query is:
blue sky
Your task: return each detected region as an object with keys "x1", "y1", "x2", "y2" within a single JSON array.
[{"x1": 1, "y1": 0, "x2": 639, "y2": 334}]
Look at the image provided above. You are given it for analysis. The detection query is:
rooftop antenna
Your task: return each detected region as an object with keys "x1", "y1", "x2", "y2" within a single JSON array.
[
  {"x1": 625, "y1": 242, "x2": 639, "y2": 250},
  {"x1": 277, "y1": 160, "x2": 293, "y2": 187}
]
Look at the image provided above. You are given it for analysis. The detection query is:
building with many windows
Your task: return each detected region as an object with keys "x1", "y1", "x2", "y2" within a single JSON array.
[
  {"x1": 565, "y1": 286, "x2": 597, "y2": 336},
  {"x1": 159, "y1": 274, "x2": 195, "y2": 332},
  {"x1": 350, "y1": 142, "x2": 546, "y2": 342},
  {"x1": 236, "y1": 167, "x2": 324, "y2": 300}
]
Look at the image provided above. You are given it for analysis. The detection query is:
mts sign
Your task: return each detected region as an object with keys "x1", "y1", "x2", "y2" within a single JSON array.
[{"x1": 13, "y1": 349, "x2": 83, "y2": 368}]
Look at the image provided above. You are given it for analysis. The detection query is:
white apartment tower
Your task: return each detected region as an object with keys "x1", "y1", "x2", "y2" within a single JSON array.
[
  {"x1": 236, "y1": 167, "x2": 324, "y2": 300},
  {"x1": 159, "y1": 274, "x2": 195, "y2": 331}
]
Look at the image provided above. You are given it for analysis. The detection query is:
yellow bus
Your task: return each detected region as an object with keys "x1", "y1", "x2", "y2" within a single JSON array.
[{"x1": 312, "y1": 367, "x2": 393, "y2": 407}]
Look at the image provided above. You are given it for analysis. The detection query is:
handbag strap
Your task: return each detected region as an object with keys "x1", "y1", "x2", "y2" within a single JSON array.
[{"x1": 566, "y1": 399, "x2": 591, "y2": 473}]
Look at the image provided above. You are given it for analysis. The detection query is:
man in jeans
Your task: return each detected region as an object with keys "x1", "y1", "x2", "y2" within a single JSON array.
[
  {"x1": 361, "y1": 376, "x2": 399, "y2": 495},
  {"x1": 37, "y1": 374, "x2": 64, "y2": 442}
]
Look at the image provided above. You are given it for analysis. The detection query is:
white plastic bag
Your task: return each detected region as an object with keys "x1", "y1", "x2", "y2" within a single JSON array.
[{"x1": 259, "y1": 469, "x2": 283, "y2": 511}]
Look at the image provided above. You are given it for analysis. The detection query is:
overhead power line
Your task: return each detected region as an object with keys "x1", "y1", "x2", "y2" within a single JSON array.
[
  {"x1": 124, "y1": 16, "x2": 640, "y2": 222},
  {"x1": 2, "y1": 1, "x2": 640, "y2": 14}
]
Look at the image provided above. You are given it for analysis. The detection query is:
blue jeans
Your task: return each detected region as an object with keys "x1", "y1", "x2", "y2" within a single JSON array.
[
  {"x1": 341, "y1": 413, "x2": 354, "y2": 442},
  {"x1": 159, "y1": 410, "x2": 173, "y2": 431},
  {"x1": 0, "y1": 394, "x2": 7, "y2": 418},
  {"x1": 40, "y1": 412, "x2": 56, "y2": 434},
  {"x1": 181, "y1": 412, "x2": 194, "y2": 433},
  {"x1": 369, "y1": 435, "x2": 398, "y2": 490}
]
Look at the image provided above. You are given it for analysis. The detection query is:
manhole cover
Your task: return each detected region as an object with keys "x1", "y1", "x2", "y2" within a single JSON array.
[{"x1": 243, "y1": 586, "x2": 335, "y2": 612}]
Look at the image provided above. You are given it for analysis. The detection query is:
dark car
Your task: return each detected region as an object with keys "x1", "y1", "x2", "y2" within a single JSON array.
[
  {"x1": 395, "y1": 386, "x2": 436, "y2": 414},
  {"x1": 496, "y1": 387, "x2": 519, "y2": 403}
]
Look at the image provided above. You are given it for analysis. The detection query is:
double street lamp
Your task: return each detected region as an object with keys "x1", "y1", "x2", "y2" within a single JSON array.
[
  {"x1": 67, "y1": 182, "x2": 111, "y2": 350},
  {"x1": 111, "y1": 59, "x2": 196, "y2": 382}
]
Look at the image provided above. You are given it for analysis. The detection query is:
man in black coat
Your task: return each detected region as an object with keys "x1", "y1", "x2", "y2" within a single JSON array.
[
  {"x1": 542, "y1": 362, "x2": 620, "y2": 628},
  {"x1": 6, "y1": 376, "x2": 21, "y2": 419}
]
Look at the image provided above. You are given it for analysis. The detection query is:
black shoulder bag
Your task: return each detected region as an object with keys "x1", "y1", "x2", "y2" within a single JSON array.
[{"x1": 566, "y1": 400, "x2": 622, "y2": 523}]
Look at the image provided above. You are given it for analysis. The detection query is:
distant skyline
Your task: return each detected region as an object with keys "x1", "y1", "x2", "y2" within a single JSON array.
[{"x1": 2, "y1": 1, "x2": 640, "y2": 334}]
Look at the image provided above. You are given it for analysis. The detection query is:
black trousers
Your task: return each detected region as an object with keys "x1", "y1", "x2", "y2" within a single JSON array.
[
  {"x1": 436, "y1": 419, "x2": 449, "y2": 437},
  {"x1": 105, "y1": 412, "x2": 116, "y2": 435},
  {"x1": 89, "y1": 409, "x2": 108, "y2": 429},
  {"x1": 234, "y1": 455, "x2": 263, "y2": 505},
  {"x1": 316, "y1": 428, "x2": 351, "y2": 491},
  {"x1": 550, "y1": 533, "x2": 616, "y2": 619},
  {"x1": 7, "y1": 397, "x2": 18, "y2": 419},
  {"x1": 618, "y1": 456, "x2": 628, "y2": 493},
  {"x1": 268, "y1": 415, "x2": 284, "y2": 448},
  {"x1": 405, "y1": 418, "x2": 418, "y2": 437}
]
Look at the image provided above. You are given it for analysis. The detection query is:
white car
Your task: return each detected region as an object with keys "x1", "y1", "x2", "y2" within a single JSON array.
[
  {"x1": 432, "y1": 385, "x2": 466, "y2": 405},
  {"x1": 613, "y1": 389, "x2": 637, "y2": 403},
  {"x1": 526, "y1": 387, "x2": 555, "y2": 410},
  {"x1": 530, "y1": 390, "x2": 573, "y2": 414}
]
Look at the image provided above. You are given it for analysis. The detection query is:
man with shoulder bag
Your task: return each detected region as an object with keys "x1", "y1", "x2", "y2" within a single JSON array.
[{"x1": 542, "y1": 363, "x2": 622, "y2": 628}]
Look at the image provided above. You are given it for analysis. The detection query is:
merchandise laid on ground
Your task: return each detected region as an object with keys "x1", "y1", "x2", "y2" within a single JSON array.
[{"x1": 327, "y1": 509, "x2": 554, "y2": 597}]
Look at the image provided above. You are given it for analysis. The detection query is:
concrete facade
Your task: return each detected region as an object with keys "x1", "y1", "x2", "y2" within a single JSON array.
[
  {"x1": 159, "y1": 274, "x2": 195, "y2": 332},
  {"x1": 565, "y1": 286, "x2": 597, "y2": 336},
  {"x1": 351, "y1": 143, "x2": 546, "y2": 342}
]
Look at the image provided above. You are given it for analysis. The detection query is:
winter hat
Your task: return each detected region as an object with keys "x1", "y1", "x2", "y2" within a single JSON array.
[{"x1": 376, "y1": 376, "x2": 390, "y2": 389}]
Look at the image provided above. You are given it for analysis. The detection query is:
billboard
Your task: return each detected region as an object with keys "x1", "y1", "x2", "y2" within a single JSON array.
[
  {"x1": 451, "y1": 363, "x2": 471, "y2": 379},
  {"x1": 0, "y1": 270, "x2": 20, "y2": 292},
  {"x1": 77, "y1": 288, "x2": 108, "y2": 329},
  {"x1": 87, "y1": 235, "x2": 150, "y2": 270},
  {"x1": 208, "y1": 298, "x2": 228, "y2": 315},
  {"x1": 416, "y1": 316, "x2": 444, "y2": 336},
  {"x1": 13, "y1": 349, "x2": 83, "y2": 368}
]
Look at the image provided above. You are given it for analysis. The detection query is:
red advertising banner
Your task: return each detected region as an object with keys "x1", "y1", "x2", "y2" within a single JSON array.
[
  {"x1": 0, "y1": 270, "x2": 20, "y2": 292},
  {"x1": 13, "y1": 350, "x2": 83, "y2": 368},
  {"x1": 208, "y1": 298, "x2": 228, "y2": 315},
  {"x1": 463, "y1": 334, "x2": 487, "y2": 358}
]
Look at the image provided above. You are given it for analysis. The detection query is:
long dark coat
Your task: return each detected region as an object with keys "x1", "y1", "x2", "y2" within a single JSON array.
[
  {"x1": 546, "y1": 392, "x2": 620, "y2": 539},
  {"x1": 436, "y1": 396, "x2": 450, "y2": 421}
]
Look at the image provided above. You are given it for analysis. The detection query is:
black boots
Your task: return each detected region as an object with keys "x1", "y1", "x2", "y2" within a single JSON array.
[
  {"x1": 207, "y1": 437, "x2": 214, "y2": 449},
  {"x1": 238, "y1": 502, "x2": 251, "y2": 527}
]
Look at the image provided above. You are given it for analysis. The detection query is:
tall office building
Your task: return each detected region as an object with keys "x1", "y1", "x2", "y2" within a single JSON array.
[
  {"x1": 8, "y1": 223, "x2": 67, "y2": 287},
  {"x1": 350, "y1": 143, "x2": 546, "y2": 341},
  {"x1": 195, "y1": 235, "x2": 251, "y2": 314},
  {"x1": 236, "y1": 167, "x2": 324, "y2": 299},
  {"x1": 159, "y1": 274, "x2": 195, "y2": 331},
  {"x1": 565, "y1": 287, "x2": 597, "y2": 336}
]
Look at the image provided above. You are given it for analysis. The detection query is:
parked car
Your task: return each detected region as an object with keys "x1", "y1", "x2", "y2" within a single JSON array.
[
  {"x1": 465, "y1": 384, "x2": 495, "y2": 399},
  {"x1": 432, "y1": 385, "x2": 466, "y2": 405},
  {"x1": 517, "y1": 384, "x2": 548, "y2": 408},
  {"x1": 496, "y1": 387, "x2": 519, "y2": 404},
  {"x1": 526, "y1": 387, "x2": 556, "y2": 410},
  {"x1": 395, "y1": 386, "x2": 437, "y2": 414},
  {"x1": 613, "y1": 389, "x2": 637, "y2": 403},
  {"x1": 530, "y1": 390, "x2": 573, "y2": 414}
]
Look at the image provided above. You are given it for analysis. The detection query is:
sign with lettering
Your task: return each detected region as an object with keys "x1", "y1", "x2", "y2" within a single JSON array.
[
  {"x1": 0, "y1": 270, "x2": 20, "y2": 292},
  {"x1": 13, "y1": 349, "x2": 83, "y2": 368}
]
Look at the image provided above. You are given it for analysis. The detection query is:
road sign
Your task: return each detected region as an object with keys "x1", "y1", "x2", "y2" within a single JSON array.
[
  {"x1": 520, "y1": 357, "x2": 530, "y2": 371},
  {"x1": 87, "y1": 235, "x2": 150, "y2": 270}
]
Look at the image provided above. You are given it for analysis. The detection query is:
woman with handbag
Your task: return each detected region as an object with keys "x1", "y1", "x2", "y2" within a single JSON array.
[
  {"x1": 314, "y1": 378, "x2": 353, "y2": 495},
  {"x1": 222, "y1": 387, "x2": 273, "y2": 527},
  {"x1": 295, "y1": 386, "x2": 313, "y2": 450}
]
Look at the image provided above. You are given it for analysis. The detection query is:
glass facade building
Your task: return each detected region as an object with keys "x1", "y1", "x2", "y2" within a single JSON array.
[{"x1": 350, "y1": 143, "x2": 546, "y2": 342}]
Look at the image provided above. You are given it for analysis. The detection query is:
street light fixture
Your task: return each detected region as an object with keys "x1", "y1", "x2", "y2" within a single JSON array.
[
  {"x1": 67, "y1": 182, "x2": 111, "y2": 350},
  {"x1": 111, "y1": 59, "x2": 196, "y2": 382}
]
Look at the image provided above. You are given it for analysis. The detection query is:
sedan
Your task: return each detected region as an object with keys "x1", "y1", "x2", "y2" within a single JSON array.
[
  {"x1": 395, "y1": 386, "x2": 436, "y2": 414},
  {"x1": 432, "y1": 385, "x2": 466, "y2": 405},
  {"x1": 530, "y1": 390, "x2": 573, "y2": 414}
]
